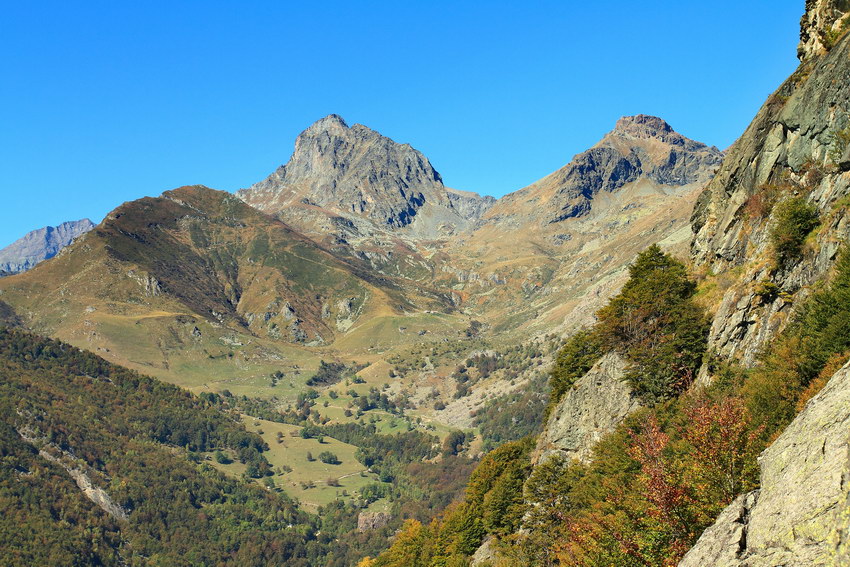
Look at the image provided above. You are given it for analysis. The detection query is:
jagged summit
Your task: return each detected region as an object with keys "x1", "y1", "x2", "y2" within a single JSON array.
[
  {"x1": 602, "y1": 115, "x2": 719, "y2": 153},
  {"x1": 606, "y1": 114, "x2": 717, "y2": 153},
  {"x1": 238, "y1": 114, "x2": 489, "y2": 236},
  {"x1": 296, "y1": 113, "x2": 359, "y2": 143},
  {"x1": 613, "y1": 114, "x2": 673, "y2": 135},
  {"x1": 305, "y1": 113, "x2": 348, "y2": 131}
]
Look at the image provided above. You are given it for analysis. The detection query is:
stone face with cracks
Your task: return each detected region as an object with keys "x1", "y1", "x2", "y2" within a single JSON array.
[
  {"x1": 798, "y1": 0, "x2": 850, "y2": 61},
  {"x1": 533, "y1": 352, "x2": 639, "y2": 465},
  {"x1": 690, "y1": 29, "x2": 850, "y2": 370}
]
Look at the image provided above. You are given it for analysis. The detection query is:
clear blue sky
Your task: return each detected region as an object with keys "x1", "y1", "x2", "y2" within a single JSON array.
[{"x1": 1, "y1": 1, "x2": 802, "y2": 248}]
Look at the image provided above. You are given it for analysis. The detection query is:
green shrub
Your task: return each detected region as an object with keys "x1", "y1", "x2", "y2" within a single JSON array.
[
  {"x1": 755, "y1": 279, "x2": 780, "y2": 302},
  {"x1": 824, "y1": 16, "x2": 850, "y2": 49},
  {"x1": 770, "y1": 197, "x2": 819, "y2": 269},
  {"x1": 547, "y1": 329, "x2": 603, "y2": 414},
  {"x1": 318, "y1": 450, "x2": 341, "y2": 465},
  {"x1": 596, "y1": 245, "x2": 709, "y2": 403}
]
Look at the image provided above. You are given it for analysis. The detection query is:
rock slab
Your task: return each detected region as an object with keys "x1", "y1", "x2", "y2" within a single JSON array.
[{"x1": 534, "y1": 352, "x2": 639, "y2": 464}]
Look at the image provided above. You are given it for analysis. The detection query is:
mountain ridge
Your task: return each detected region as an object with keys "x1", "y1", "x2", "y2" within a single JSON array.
[
  {"x1": 0, "y1": 113, "x2": 715, "y2": 411},
  {"x1": 0, "y1": 218, "x2": 95, "y2": 275}
]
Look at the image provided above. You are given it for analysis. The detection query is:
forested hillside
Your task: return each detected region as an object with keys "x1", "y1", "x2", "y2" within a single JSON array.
[
  {"x1": 0, "y1": 326, "x2": 487, "y2": 566},
  {"x1": 366, "y1": 240, "x2": 850, "y2": 566},
  {"x1": 0, "y1": 326, "x2": 323, "y2": 565}
]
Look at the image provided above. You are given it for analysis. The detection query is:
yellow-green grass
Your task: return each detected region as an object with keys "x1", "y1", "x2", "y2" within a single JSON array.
[
  {"x1": 310, "y1": 393, "x2": 414, "y2": 434},
  {"x1": 408, "y1": 411, "x2": 469, "y2": 440},
  {"x1": 364, "y1": 497, "x2": 392, "y2": 515},
  {"x1": 240, "y1": 416, "x2": 383, "y2": 511},
  {"x1": 91, "y1": 313, "x2": 328, "y2": 399},
  {"x1": 331, "y1": 312, "x2": 466, "y2": 353}
]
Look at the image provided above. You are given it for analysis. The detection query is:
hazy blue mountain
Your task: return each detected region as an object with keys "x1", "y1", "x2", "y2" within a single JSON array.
[{"x1": 0, "y1": 219, "x2": 95, "y2": 275}]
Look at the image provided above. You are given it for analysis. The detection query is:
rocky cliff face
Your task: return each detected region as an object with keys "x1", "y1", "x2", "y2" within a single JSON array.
[
  {"x1": 237, "y1": 114, "x2": 494, "y2": 238},
  {"x1": 680, "y1": 359, "x2": 850, "y2": 566},
  {"x1": 678, "y1": 4, "x2": 850, "y2": 563},
  {"x1": 0, "y1": 219, "x2": 94, "y2": 274},
  {"x1": 691, "y1": 28, "x2": 850, "y2": 367},
  {"x1": 533, "y1": 352, "x2": 639, "y2": 465}
]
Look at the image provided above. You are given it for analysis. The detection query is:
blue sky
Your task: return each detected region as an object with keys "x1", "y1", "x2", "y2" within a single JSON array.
[{"x1": 2, "y1": 1, "x2": 802, "y2": 248}]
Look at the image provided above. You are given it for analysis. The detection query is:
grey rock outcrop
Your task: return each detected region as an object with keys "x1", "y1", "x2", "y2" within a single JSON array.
[
  {"x1": 37, "y1": 448, "x2": 129, "y2": 523},
  {"x1": 471, "y1": 537, "x2": 499, "y2": 566},
  {"x1": 0, "y1": 219, "x2": 95, "y2": 275},
  {"x1": 445, "y1": 188, "x2": 496, "y2": 224},
  {"x1": 680, "y1": 360, "x2": 850, "y2": 566},
  {"x1": 18, "y1": 426, "x2": 129, "y2": 523},
  {"x1": 534, "y1": 352, "x2": 639, "y2": 464},
  {"x1": 237, "y1": 114, "x2": 493, "y2": 237},
  {"x1": 357, "y1": 511, "x2": 391, "y2": 532},
  {"x1": 798, "y1": 0, "x2": 850, "y2": 61}
]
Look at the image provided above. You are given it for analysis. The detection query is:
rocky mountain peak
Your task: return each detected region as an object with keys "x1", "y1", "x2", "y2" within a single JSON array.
[
  {"x1": 238, "y1": 115, "x2": 495, "y2": 235},
  {"x1": 537, "y1": 116, "x2": 722, "y2": 222},
  {"x1": 602, "y1": 114, "x2": 716, "y2": 154},
  {"x1": 612, "y1": 114, "x2": 674, "y2": 138},
  {"x1": 303, "y1": 113, "x2": 349, "y2": 134}
]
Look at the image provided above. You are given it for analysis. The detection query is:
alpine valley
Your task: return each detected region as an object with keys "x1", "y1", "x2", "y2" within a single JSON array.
[{"x1": 2, "y1": 1, "x2": 850, "y2": 566}]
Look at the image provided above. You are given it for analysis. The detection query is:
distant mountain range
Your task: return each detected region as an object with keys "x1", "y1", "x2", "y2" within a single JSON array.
[
  {"x1": 0, "y1": 113, "x2": 718, "y2": 411},
  {"x1": 0, "y1": 219, "x2": 94, "y2": 275}
]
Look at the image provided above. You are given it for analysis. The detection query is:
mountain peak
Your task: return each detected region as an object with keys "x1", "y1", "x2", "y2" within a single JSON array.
[
  {"x1": 599, "y1": 114, "x2": 716, "y2": 156},
  {"x1": 613, "y1": 115, "x2": 674, "y2": 138},
  {"x1": 239, "y1": 115, "x2": 455, "y2": 230},
  {"x1": 303, "y1": 113, "x2": 349, "y2": 135},
  {"x1": 531, "y1": 115, "x2": 724, "y2": 222}
]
